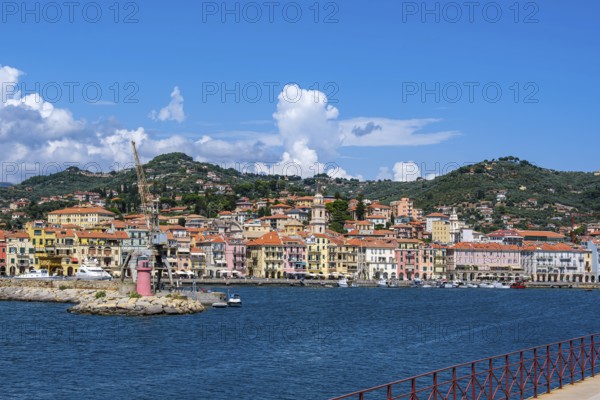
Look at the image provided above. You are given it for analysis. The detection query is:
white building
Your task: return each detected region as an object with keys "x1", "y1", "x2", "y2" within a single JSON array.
[
  {"x1": 521, "y1": 243, "x2": 593, "y2": 283},
  {"x1": 364, "y1": 240, "x2": 397, "y2": 280}
]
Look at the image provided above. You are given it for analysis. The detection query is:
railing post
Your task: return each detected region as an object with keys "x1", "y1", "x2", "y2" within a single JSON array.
[
  {"x1": 411, "y1": 377, "x2": 417, "y2": 400},
  {"x1": 505, "y1": 355, "x2": 510, "y2": 400},
  {"x1": 581, "y1": 337, "x2": 586, "y2": 381},
  {"x1": 452, "y1": 367, "x2": 457, "y2": 400},
  {"x1": 533, "y1": 348, "x2": 538, "y2": 398},
  {"x1": 433, "y1": 372, "x2": 438, "y2": 400},
  {"x1": 558, "y1": 342, "x2": 563, "y2": 389},
  {"x1": 489, "y1": 358, "x2": 494, "y2": 400},
  {"x1": 471, "y1": 362, "x2": 476, "y2": 400},
  {"x1": 519, "y1": 351, "x2": 525, "y2": 400},
  {"x1": 546, "y1": 345, "x2": 551, "y2": 394},
  {"x1": 592, "y1": 335, "x2": 596, "y2": 377},
  {"x1": 387, "y1": 384, "x2": 392, "y2": 400},
  {"x1": 570, "y1": 340, "x2": 574, "y2": 384}
]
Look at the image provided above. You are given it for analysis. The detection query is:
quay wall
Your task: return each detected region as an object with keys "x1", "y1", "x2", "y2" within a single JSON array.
[{"x1": 0, "y1": 278, "x2": 121, "y2": 291}]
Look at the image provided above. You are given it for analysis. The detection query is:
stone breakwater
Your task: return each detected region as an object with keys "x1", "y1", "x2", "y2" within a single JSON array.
[
  {"x1": 0, "y1": 279, "x2": 205, "y2": 316},
  {"x1": 69, "y1": 293, "x2": 205, "y2": 316}
]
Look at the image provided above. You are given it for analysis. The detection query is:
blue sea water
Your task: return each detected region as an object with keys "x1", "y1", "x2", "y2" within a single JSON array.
[{"x1": 1, "y1": 287, "x2": 599, "y2": 399}]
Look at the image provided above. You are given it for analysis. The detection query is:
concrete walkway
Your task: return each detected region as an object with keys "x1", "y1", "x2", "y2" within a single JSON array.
[{"x1": 535, "y1": 376, "x2": 600, "y2": 399}]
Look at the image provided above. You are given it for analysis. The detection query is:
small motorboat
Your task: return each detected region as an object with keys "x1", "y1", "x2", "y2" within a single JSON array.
[
  {"x1": 227, "y1": 293, "x2": 242, "y2": 307},
  {"x1": 478, "y1": 282, "x2": 495, "y2": 289},
  {"x1": 421, "y1": 284, "x2": 433, "y2": 288},
  {"x1": 212, "y1": 302, "x2": 228, "y2": 308},
  {"x1": 376, "y1": 278, "x2": 388, "y2": 287},
  {"x1": 510, "y1": 280, "x2": 526, "y2": 289},
  {"x1": 338, "y1": 278, "x2": 349, "y2": 288},
  {"x1": 493, "y1": 282, "x2": 511, "y2": 289},
  {"x1": 466, "y1": 283, "x2": 479, "y2": 288}
]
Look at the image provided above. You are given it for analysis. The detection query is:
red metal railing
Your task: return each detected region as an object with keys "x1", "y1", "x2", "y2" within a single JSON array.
[{"x1": 330, "y1": 333, "x2": 600, "y2": 400}]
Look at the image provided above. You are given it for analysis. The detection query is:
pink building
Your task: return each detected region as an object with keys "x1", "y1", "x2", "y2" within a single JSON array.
[
  {"x1": 396, "y1": 239, "x2": 434, "y2": 280},
  {"x1": 282, "y1": 236, "x2": 306, "y2": 278},
  {"x1": 225, "y1": 237, "x2": 246, "y2": 276},
  {"x1": 446, "y1": 242, "x2": 523, "y2": 281}
]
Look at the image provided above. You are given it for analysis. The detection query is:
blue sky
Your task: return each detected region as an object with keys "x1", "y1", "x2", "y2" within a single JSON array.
[{"x1": 1, "y1": 0, "x2": 598, "y2": 182}]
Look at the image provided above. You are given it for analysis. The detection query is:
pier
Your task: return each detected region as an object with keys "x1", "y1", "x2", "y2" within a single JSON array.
[{"x1": 330, "y1": 333, "x2": 600, "y2": 400}]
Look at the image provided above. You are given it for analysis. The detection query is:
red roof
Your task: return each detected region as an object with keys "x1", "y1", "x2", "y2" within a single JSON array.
[{"x1": 49, "y1": 206, "x2": 115, "y2": 216}]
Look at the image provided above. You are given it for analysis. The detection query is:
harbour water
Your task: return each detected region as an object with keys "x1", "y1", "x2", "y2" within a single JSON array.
[{"x1": 1, "y1": 287, "x2": 599, "y2": 399}]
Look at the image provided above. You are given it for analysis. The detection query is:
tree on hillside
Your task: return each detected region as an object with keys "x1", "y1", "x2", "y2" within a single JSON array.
[
  {"x1": 326, "y1": 199, "x2": 351, "y2": 233},
  {"x1": 356, "y1": 194, "x2": 366, "y2": 221}
]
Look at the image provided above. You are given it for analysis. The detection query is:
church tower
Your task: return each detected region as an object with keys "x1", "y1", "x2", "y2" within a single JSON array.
[{"x1": 310, "y1": 191, "x2": 327, "y2": 234}]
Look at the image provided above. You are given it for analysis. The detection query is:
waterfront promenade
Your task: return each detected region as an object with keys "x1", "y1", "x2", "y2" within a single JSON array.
[{"x1": 536, "y1": 376, "x2": 600, "y2": 399}]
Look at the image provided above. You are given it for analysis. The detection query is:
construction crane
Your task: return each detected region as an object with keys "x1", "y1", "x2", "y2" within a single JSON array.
[{"x1": 119, "y1": 141, "x2": 174, "y2": 291}]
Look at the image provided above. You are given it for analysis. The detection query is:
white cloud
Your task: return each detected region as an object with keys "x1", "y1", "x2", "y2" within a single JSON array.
[
  {"x1": 376, "y1": 161, "x2": 440, "y2": 182},
  {"x1": 340, "y1": 118, "x2": 460, "y2": 147},
  {"x1": 0, "y1": 66, "x2": 459, "y2": 183},
  {"x1": 393, "y1": 161, "x2": 422, "y2": 182},
  {"x1": 376, "y1": 166, "x2": 392, "y2": 180},
  {"x1": 150, "y1": 86, "x2": 185, "y2": 123}
]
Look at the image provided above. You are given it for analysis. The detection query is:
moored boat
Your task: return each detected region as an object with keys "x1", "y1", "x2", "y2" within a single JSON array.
[
  {"x1": 493, "y1": 282, "x2": 511, "y2": 289},
  {"x1": 338, "y1": 278, "x2": 349, "y2": 288},
  {"x1": 376, "y1": 278, "x2": 388, "y2": 287},
  {"x1": 76, "y1": 258, "x2": 112, "y2": 281},
  {"x1": 15, "y1": 269, "x2": 54, "y2": 280},
  {"x1": 227, "y1": 293, "x2": 242, "y2": 307},
  {"x1": 510, "y1": 280, "x2": 526, "y2": 289}
]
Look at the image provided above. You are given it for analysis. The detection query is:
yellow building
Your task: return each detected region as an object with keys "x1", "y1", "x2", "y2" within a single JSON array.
[
  {"x1": 6, "y1": 232, "x2": 34, "y2": 275},
  {"x1": 432, "y1": 220, "x2": 451, "y2": 244},
  {"x1": 246, "y1": 232, "x2": 285, "y2": 278},
  {"x1": 74, "y1": 231, "x2": 127, "y2": 274},
  {"x1": 307, "y1": 233, "x2": 329, "y2": 276},
  {"x1": 283, "y1": 219, "x2": 304, "y2": 235},
  {"x1": 48, "y1": 206, "x2": 116, "y2": 229},
  {"x1": 26, "y1": 222, "x2": 61, "y2": 274}
]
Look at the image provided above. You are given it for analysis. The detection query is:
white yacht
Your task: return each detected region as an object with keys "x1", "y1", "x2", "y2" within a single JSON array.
[
  {"x1": 76, "y1": 258, "x2": 112, "y2": 281},
  {"x1": 15, "y1": 269, "x2": 53, "y2": 280},
  {"x1": 376, "y1": 278, "x2": 388, "y2": 287},
  {"x1": 493, "y1": 282, "x2": 511, "y2": 289},
  {"x1": 338, "y1": 278, "x2": 349, "y2": 288}
]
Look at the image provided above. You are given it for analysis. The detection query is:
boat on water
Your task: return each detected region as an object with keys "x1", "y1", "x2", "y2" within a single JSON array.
[
  {"x1": 493, "y1": 282, "x2": 511, "y2": 289},
  {"x1": 421, "y1": 284, "x2": 434, "y2": 288},
  {"x1": 76, "y1": 258, "x2": 112, "y2": 281},
  {"x1": 227, "y1": 293, "x2": 242, "y2": 307},
  {"x1": 15, "y1": 269, "x2": 54, "y2": 280},
  {"x1": 436, "y1": 281, "x2": 455, "y2": 288},
  {"x1": 338, "y1": 278, "x2": 349, "y2": 288},
  {"x1": 212, "y1": 302, "x2": 228, "y2": 308},
  {"x1": 376, "y1": 278, "x2": 388, "y2": 287},
  {"x1": 510, "y1": 280, "x2": 526, "y2": 289},
  {"x1": 466, "y1": 283, "x2": 479, "y2": 288},
  {"x1": 478, "y1": 282, "x2": 495, "y2": 289}
]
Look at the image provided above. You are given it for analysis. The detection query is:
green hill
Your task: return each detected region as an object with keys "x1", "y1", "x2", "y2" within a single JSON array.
[{"x1": 1, "y1": 154, "x2": 599, "y2": 231}]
